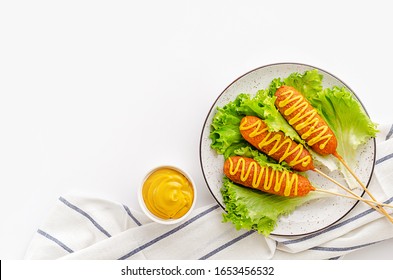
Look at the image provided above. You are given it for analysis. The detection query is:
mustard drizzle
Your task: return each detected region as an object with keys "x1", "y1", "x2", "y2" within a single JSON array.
[
  {"x1": 277, "y1": 89, "x2": 333, "y2": 150},
  {"x1": 240, "y1": 118, "x2": 312, "y2": 168},
  {"x1": 228, "y1": 157, "x2": 298, "y2": 197}
]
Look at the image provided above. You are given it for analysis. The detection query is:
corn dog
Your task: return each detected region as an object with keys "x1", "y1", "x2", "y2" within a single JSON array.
[
  {"x1": 239, "y1": 116, "x2": 314, "y2": 171},
  {"x1": 224, "y1": 156, "x2": 315, "y2": 197},
  {"x1": 274, "y1": 85, "x2": 337, "y2": 155}
]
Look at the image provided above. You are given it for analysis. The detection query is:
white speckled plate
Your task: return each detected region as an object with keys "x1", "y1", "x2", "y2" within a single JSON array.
[{"x1": 199, "y1": 63, "x2": 376, "y2": 236}]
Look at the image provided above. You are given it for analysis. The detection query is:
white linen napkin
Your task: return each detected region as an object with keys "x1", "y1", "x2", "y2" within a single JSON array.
[{"x1": 24, "y1": 124, "x2": 393, "y2": 260}]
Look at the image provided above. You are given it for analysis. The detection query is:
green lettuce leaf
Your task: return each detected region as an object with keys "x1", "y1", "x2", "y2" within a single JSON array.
[
  {"x1": 283, "y1": 69, "x2": 323, "y2": 97},
  {"x1": 209, "y1": 94, "x2": 251, "y2": 155},
  {"x1": 253, "y1": 89, "x2": 303, "y2": 142},
  {"x1": 308, "y1": 86, "x2": 378, "y2": 162},
  {"x1": 307, "y1": 87, "x2": 378, "y2": 186},
  {"x1": 221, "y1": 178, "x2": 318, "y2": 236}
]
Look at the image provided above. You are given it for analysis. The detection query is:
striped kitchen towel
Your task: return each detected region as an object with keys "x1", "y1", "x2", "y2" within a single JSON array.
[{"x1": 24, "y1": 125, "x2": 393, "y2": 260}]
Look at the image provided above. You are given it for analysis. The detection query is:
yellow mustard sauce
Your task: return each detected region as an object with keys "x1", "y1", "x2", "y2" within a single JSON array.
[
  {"x1": 228, "y1": 157, "x2": 298, "y2": 197},
  {"x1": 277, "y1": 89, "x2": 332, "y2": 150},
  {"x1": 240, "y1": 118, "x2": 312, "y2": 168},
  {"x1": 142, "y1": 168, "x2": 194, "y2": 219}
]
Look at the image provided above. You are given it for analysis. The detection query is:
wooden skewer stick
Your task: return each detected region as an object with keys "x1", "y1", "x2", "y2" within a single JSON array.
[
  {"x1": 320, "y1": 151, "x2": 393, "y2": 223},
  {"x1": 333, "y1": 151, "x2": 391, "y2": 210},
  {"x1": 315, "y1": 188, "x2": 393, "y2": 209},
  {"x1": 313, "y1": 167, "x2": 393, "y2": 223},
  {"x1": 333, "y1": 151, "x2": 375, "y2": 197}
]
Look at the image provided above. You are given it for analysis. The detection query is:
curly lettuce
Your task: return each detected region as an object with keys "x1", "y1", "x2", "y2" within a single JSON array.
[
  {"x1": 283, "y1": 69, "x2": 323, "y2": 96},
  {"x1": 221, "y1": 178, "x2": 323, "y2": 236}
]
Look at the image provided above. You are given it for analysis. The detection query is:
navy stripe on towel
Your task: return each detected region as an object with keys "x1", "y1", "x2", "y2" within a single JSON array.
[
  {"x1": 59, "y1": 196, "x2": 111, "y2": 238},
  {"x1": 37, "y1": 229, "x2": 74, "y2": 253},
  {"x1": 123, "y1": 204, "x2": 142, "y2": 226},
  {"x1": 311, "y1": 241, "x2": 379, "y2": 252},
  {"x1": 118, "y1": 204, "x2": 220, "y2": 260},
  {"x1": 376, "y1": 152, "x2": 393, "y2": 165}
]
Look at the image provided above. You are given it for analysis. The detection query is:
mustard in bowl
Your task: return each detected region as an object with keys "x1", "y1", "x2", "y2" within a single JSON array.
[{"x1": 138, "y1": 165, "x2": 196, "y2": 224}]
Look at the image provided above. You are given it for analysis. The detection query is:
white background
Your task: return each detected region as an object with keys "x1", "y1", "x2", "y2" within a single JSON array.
[{"x1": 1, "y1": 0, "x2": 392, "y2": 259}]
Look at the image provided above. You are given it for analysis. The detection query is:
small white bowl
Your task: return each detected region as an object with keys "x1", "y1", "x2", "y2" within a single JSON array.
[{"x1": 138, "y1": 165, "x2": 197, "y2": 225}]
